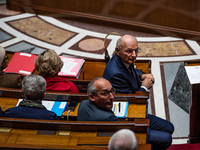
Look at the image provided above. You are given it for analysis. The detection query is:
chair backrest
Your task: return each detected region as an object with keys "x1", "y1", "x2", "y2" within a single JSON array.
[{"x1": 0, "y1": 86, "x2": 149, "y2": 104}]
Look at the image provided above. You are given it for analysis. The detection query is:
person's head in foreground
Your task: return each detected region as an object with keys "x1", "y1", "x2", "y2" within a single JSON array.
[
  {"x1": 35, "y1": 49, "x2": 63, "y2": 77},
  {"x1": 87, "y1": 77, "x2": 116, "y2": 110},
  {"x1": 22, "y1": 75, "x2": 46, "y2": 101},
  {"x1": 0, "y1": 46, "x2": 8, "y2": 73},
  {"x1": 108, "y1": 129, "x2": 138, "y2": 150},
  {"x1": 115, "y1": 35, "x2": 140, "y2": 65}
]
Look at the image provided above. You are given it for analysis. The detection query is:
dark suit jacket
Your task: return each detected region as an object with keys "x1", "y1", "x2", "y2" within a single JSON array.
[
  {"x1": 103, "y1": 54, "x2": 145, "y2": 94},
  {"x1": 3, "y1": 106, "x2": 58, "y2": 120},
  {"x1": 77, "y1": 100, "x2": 119, "y2": 121}
]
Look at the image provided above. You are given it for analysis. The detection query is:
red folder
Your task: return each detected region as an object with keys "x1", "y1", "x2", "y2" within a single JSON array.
[{"x1": 3, "y1": 52, "x2": 37, "y2": 75}]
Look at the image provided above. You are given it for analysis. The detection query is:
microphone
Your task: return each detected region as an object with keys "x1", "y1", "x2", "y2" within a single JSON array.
[
  {"x1": 104, "y1": 32, "x2": 122, "y2": 64},
  {"x1": 104, "y1": 47, "x2": 110, "y2": 64}
]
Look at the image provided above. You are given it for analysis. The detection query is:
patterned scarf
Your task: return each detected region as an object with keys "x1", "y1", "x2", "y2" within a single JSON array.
[{"x1": 19, "y1": 99, "x2": 46, "y2": 109}]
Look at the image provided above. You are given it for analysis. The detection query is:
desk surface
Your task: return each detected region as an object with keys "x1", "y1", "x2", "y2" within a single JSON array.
[
  {"x1": 0, "y1": 128, "x2": 151, "y2": 149},
  {"x1": 0, "y1": 118, "x2": 149, "y2": 147},
  {"x1": 0, "y1": 116, "x2": 150, "y2": 149},
  {"x1": 0, "y1": 97, "x2": 147, "y2": 120}
]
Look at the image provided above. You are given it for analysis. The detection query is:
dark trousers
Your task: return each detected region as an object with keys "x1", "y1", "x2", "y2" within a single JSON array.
[{"x1": 147, "y1": 114, "x2": 174, "y2": 150}]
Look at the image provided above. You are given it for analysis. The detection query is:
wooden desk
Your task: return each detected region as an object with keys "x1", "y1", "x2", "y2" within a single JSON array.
[
  {"x1": 6, "y1": 51, "x2": 151, "y2": 93},
  {"x1": 0, "y1": 144, "x2": 151, "y2": 150},
  {"x1": 6, "y1": 52, "x2": 151, "y2": 77},
  {"x1": 184, "y1": 60, "x2": 200, "y2": 143},
  {"x1": 0, "y1": 118, "x2": 150, "y2": 149},
  {"x1": 66, "y1": 58, "x2": 151, "y2": 93},
  {"x1": 0, "y1": 87, "x2": 149, "y2": 120},
  {"x1": 0, "y1": 87, "x2": 150, "y2": 149},
  {"x1": 78, "y1": 58, "x2": 151, "y2": 80}
]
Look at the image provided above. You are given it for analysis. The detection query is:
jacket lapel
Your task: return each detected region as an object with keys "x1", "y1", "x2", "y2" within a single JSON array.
[{"x1": 115, "y1": 54, "x2": 140, "y2": 91}]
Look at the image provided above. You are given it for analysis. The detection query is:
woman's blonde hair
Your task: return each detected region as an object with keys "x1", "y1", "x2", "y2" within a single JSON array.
[{"x1": 35, "y1": 50, "x2": 63, "y2": 77}]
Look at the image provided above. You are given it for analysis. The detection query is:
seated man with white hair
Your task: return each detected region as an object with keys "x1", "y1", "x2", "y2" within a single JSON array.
[
  {"x1": 108, "y1": 129, "x2": 138, "y2": 150},
  {"x1": 3, "y1": 75, "x2": 58, "y2": 120}
]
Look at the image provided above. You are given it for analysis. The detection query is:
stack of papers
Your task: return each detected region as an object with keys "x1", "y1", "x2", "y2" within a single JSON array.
[
  {"x1": 112, "y1": 102, "x2": 129, "y2": 118},
  {"x1": 185, "y1": 66, "x2": 200, "y2": 84},
  {"x1": 59, "y1": 56, "x2": 85, "y2": 80}
]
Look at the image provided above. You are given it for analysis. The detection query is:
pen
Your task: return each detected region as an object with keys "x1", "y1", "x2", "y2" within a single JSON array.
[{"x1": 118, "y1": 103, "x2": 121, "y2": 112}]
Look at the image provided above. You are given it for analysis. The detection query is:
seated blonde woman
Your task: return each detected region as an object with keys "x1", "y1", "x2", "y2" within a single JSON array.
[
  {"x1": 35, "y1": 50, "x2": 79, "y2": 93},
  {"x1": 0, "y1": 46, "x2": 22, "y2": 88}
]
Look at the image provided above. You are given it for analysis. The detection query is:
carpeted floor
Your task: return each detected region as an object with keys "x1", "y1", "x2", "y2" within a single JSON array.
[{"x1": 167, "y1": 143, "x2": 200, "y2": 150}]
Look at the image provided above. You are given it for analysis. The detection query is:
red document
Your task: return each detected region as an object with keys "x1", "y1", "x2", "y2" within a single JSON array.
[{"x1": 4, "y1": 52, "x2": 37, "y2": 75}]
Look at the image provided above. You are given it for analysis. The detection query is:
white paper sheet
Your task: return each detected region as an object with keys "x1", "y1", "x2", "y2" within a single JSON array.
[{"x1": 185, "y1": 66, "x2": 200, "y2": 84}]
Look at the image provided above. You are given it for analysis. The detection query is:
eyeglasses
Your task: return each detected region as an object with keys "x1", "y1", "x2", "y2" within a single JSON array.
[
  {"x1": 94, "y1": 88, "x2": 116, "y2": 97},
  {"x1": 118, "y1": 47, "x2": 141, "y2": 55}
]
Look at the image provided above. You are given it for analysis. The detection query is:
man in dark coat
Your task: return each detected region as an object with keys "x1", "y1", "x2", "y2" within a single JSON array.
[
  {"x1": 103, "y1": 35, "x2": 174, "y2": 150},
  {"x1": 77, "y1": 77, "x2": 119, "y2": 121}
]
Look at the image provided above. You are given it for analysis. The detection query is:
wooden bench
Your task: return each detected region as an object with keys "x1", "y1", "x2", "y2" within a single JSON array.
[
  {"x1": 2, "y1": 52, "x2": 151, "y2": 149},
  {"x1": 0, "y1": 87, "x2": 149, "y2": 120},
  {"x1": 0, "y1": 117, "x2": 151, "y2": 150},
  {"x1": 6, "y1": 51, "x2": 151, "y2": 93}
]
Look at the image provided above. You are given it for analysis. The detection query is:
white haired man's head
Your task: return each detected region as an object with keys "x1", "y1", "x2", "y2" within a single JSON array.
[{"x1": 108, "y1": 129, "x2": 138, "y2": 150}]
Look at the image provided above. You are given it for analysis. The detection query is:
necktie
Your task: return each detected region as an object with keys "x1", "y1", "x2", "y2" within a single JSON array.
[
  {"x1": 129, "y1": 65, "x2": 140, "y2": 89},
  {"x1": 129, "y1": 65, "x2": 135, "y2": 78}
]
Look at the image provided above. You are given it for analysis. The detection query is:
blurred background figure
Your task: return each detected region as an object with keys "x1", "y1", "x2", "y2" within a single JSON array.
[{"x1": 0, "y1": 46, "x2": 22, "y2": 88}]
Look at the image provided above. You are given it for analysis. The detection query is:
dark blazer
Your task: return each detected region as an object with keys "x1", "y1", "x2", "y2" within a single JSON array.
[
  {"x1": 3, "y1": 106, "x2": 58, "y2": 120},
  {"x1": 103, "y1": 54, "x2": 145, "y2": 94},
  {"x1": 77, "y1": 100, "x2": 119, "y2": 121}
]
